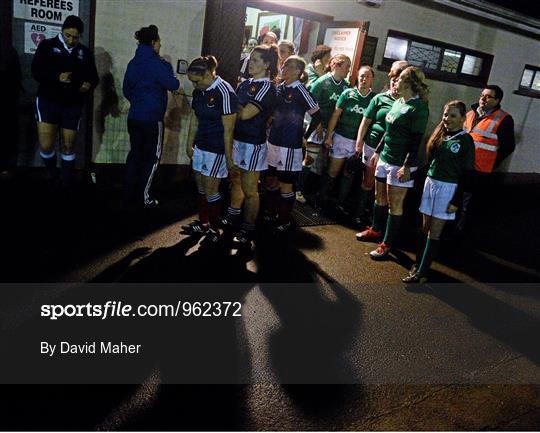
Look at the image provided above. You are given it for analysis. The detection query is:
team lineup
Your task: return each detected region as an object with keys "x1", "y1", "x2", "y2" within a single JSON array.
[{"x1": 31, "y1": 17, "x2": 516, "y2": 285}]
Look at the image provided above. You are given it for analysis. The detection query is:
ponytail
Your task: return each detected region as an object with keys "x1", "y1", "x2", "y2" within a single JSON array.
[
  {"x1": 187, "y1": 55, "x2": 218, "y2": 76},
  {"x1": 135, "y1": 24, "x2": 159, "y2": 46},
  {"x1": 401, "y1": 66, "x2": 429, "y2": 103}
]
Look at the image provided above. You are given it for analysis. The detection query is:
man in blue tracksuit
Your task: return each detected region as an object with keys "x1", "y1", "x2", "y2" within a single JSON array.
[{"x1": 123, "y1": 24, "x2": 180, "y2": 207}]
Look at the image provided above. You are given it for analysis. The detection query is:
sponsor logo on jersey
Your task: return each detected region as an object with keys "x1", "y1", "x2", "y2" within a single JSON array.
[
  {"x1": 386, "y1": 112, "x2": 396, "y2": 124},
  {"x1": 202, "y1": 164, "x2": 208, "y2": 170},
  {"x1": 207, "y1": 95, "x2": 216, "y2": 107},
  {"x1": 278, "y1": 160, "x2": 283, "y2": 166},
  {"x1": 240, "y1": 159, "x2": 246, "y2": 166},
  {"x1": 450, "y1": 143, "x2": 461, "y2": 153},
  {"x1": 329, "y1": 92, "x2": 340, "y2": 102},
  {"x1": 349, "y1": 104, "x2": 365, "y2": 115}
]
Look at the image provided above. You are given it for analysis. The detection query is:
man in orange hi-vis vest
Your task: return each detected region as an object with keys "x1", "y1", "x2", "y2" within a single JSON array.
[{"x1": 455, "y1": 85, "x2": 515, "y2": 235}]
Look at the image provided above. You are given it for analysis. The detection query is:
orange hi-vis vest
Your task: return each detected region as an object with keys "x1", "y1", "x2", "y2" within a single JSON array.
[{"x1": 465, "y1": 108, "x2": 508, "y2": 173}]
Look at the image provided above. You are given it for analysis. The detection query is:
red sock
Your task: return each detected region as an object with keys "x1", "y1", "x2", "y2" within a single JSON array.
[
  {"x1": 197, "y1": 193, "x2": 209, "y2": 225},
  {"x1": 278, "y1": 192, "x2": 295, "y2": 223},
  {"x1": 207, "y1": 193, "x2": 222, "y2": 229},
  {"x1": 266, "y1": 188, "x2": 280, "y2": 216}
]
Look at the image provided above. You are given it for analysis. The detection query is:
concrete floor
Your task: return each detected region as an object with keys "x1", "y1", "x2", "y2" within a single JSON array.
[{"x1": 1, "y1": 172, "x2": 539, "y2": 430}]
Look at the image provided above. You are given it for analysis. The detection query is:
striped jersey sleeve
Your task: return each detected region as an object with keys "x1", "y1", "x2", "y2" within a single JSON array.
[
  {"x1": 217, "y1": 80, "x2": 239, "y2": 115},
  {"x1": 297, "y1": 83, "x2": 319, "y2": 115}
]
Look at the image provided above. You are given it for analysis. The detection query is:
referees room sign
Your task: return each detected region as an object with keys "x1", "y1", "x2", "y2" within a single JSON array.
[{"x1": 13, "y1": 0, "x2": 80, "y2": 25}]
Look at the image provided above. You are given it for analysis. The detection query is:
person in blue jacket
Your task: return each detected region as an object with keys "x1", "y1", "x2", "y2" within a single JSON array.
[{"x1": 123, "y1": 24, "x2": 180, "y2": 208}]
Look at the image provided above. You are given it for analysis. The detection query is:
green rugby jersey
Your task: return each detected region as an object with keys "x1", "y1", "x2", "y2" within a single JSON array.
[
  {"x1": 335, "y1": 88, "x2": 374, "y2": 140},
  {"x1": 427, "y1": 130, "x2": 475, "y2": 183},
  {"x1": 381, "y1": 96, "x2": 429, "y2": 166},
  {"x1": 310, "y1": 72, "x2": 349, "y2": 127},
  {"x1": 363, "y1": 91, "x2": 395, "y2": 150}
]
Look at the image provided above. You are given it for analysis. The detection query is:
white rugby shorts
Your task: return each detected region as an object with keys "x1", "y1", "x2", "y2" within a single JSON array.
[
  {"x1": 375, "y1": 159, "x2": 417, "y2": 188},
  {"x1": 233, "y1": 139, "x2": 268, "y2": 171},
  {"x1": 192, "y1": 146, "x2": 228, "y2": 178},
  {"x1": 419, "y1": 176, "x2": 458, "y2": 220}
]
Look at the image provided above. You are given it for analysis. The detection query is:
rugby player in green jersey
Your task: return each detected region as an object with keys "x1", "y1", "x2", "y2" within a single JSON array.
[
  {"x1": 319, "y1": 65, "x2": 375, "y2": 212},
  {"x1": 365, "y1": 66, "x2": 430, "y2": 260},
  {"x1": 299, "y1": 54, "x2": 351, "y2": 203},
  {"x1": 355, "y1": 60, "x2": 409, "y2": 228},
  {"x1": 403, "y1": 100, "x2": 475, "y2": 283},
  {"x1": 305, "y1": 44, "x2": 332, "y2": 89}
]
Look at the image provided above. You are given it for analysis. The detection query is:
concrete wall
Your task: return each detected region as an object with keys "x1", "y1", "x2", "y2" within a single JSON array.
[
  {"x1": 268, "y1": 0, "x2": 540, "y2": 173},
  {"x1": 92, "y1": 0, "x2": 206, "y2": 164}
]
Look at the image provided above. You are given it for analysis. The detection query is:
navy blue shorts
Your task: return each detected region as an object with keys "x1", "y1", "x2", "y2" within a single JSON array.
[{"x1": 35, "y1": 97, "x2": 82, "y2": 130}]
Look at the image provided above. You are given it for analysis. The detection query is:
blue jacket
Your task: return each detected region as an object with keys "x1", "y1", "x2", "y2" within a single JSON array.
[{"x1": 123, "y1": 44, "x2": 180, "y2": 122}]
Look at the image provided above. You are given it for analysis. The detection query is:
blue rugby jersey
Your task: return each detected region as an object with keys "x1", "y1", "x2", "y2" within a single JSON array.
[
  {"x1": 192, "y1": 76, "x2": 239, "y2": 154},
  {"x1": 234, "y1": 77, "x2": 277, "y2": 145},
  {"x1": 268, "y1": 80, "x2": 319, "y2": 149}
]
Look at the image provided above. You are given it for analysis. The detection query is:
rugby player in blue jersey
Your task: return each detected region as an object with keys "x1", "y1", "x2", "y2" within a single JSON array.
[{"x1": 181, "y1": 56, "x2": 238, "y2": 245}]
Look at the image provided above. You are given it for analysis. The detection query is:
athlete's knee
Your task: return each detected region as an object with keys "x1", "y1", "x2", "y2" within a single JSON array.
[{"x1": 303, "y1": 146, "x2": 320, "y2": 167}]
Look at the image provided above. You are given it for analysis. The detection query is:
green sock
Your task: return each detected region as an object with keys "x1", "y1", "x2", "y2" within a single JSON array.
[
  {"x1": 418, "y1": 238, "x2": 440, "y2": 276},
  {"x1": 318, "y1": 174, "x2": 335, "y2": 202},
  {"x1": 416, "y1": 231, "x2": 427, "y2": 265},
  {"x1": 382, "y1": 214, "x2": 402, "y2": 246},
  {"x1": 338, "y1": 175, "x2": 353, "y2": 205},
  {"x1": 372, "y1": 203, "x2": 388, "y2": 233}
]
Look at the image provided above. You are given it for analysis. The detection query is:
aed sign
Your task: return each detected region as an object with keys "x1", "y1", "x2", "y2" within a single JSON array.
[
  {"x1": 24, "y1": 22, "x2": 61, "y2": 54},
  {"x1": 14, "y1": 0, "x2": 80, "y2": 25}
]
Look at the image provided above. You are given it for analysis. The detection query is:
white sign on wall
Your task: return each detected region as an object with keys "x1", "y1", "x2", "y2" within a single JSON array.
[
  {"x1": 323, "y1": 28, "x2": 360, "y2": 58},
  {"x1": 24, "y1": 22, "x2": 61, "y2": 54},
  {"x1": 14, "y1": 0, "x2": 79, "y2": 25}
]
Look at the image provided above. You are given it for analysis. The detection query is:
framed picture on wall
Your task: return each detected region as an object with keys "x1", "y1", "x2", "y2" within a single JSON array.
[{"x1": 256, "y1": 12, "x2": 289, "y2": 40}]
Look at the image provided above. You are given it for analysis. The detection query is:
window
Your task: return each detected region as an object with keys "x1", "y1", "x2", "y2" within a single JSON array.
[
  {"x1": 379, "y1": 30, "x2": 493, "y2": 88},
  {"x1": 515, "y1": 65, "x2": 540, "y2": 98}
]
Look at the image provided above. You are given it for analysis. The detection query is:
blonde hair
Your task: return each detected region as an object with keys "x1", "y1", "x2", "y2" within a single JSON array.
[
  {"x1": 400, "y1": 66, "x2": 429, "y2": 102},
  {"x1": 330, "y1": 54, "x2": 351, "y2": 70}
]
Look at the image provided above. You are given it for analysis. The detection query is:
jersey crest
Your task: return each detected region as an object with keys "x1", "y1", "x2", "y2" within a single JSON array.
[
  {"x1": 207, "y1": 95, "x2": 216, "y2": 107},
  {"x1": 450, "y1": 142, "x2": 461, "y2": 153},
  {"x1": 285, "y1": 92, "x2": 294, "y2": 103},
  {"x1": 249, "y1": 84, "x2": 257, "y2": 95}
]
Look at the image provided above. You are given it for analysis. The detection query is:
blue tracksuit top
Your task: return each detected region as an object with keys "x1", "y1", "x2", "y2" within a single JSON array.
[{"x1": 123, "y1": 44, "x2": 180, "y2": 122}]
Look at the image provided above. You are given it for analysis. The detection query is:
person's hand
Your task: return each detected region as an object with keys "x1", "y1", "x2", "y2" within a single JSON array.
[
  {"x1": 59, "y1": 72, "x2": 72, "y2": 83},
  {"x1": 79, "y1": 81, "x2": 91, "y2": 92},
  {"x1": 368, "y1": 152, "x2": 379, "y2": 168},
  {"x1": 396, "y1": 165, "x2": 411, "y2": 183},
  {"x1": 447, "y1": 203, "x2": 458, "y2": 214},
  {"x1": 324, "y1": 137, "x2": 333, "y2": 150},
  {"x1": 355, "y1": 140, "x2": 363, "y2": 156},
  {"x1": 186, "y1": 146, "x2": 194, "y2": 160},
  {"x1": 228, "y1": 164, "x2": 240, "y2": 178},
  {"x1": 226, "y1": 156, "x2": 235, "y2": 172}
]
